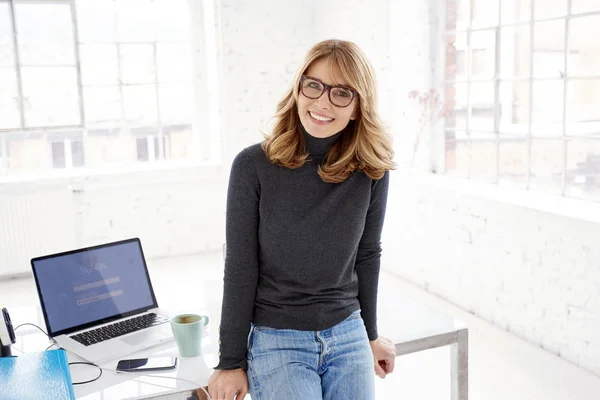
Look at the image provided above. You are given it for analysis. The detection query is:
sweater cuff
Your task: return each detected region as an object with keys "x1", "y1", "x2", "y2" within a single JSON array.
[
  {"x1": 214, "y1": 328, "x2": 250, "y2": 371},
  {"x1": 365, "y1": 324, "x2": 378, "y2": 341},
  {"x1": 214, "y1": 358, "x2": 247, "y2": 371}
]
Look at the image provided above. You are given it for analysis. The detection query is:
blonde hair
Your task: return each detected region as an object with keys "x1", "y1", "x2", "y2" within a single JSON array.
[{"x1": 261, "y1": 39, "x2": 395, "y2": 183}]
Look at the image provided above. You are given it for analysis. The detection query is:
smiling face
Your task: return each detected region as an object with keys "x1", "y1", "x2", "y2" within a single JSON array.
[{"x1": 297, "y1": 57, "x2": 358, "y2": 138}]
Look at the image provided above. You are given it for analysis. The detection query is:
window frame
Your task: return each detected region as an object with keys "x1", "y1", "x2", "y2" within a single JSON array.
[
  {"x1": 437, "y1": 0, "x2": 600, "y2": 202},
  {"x1": 0, "y1": 0, "x2": 220, "y2": 181},
  {"x1": 2, "y1": 0, "x2": 83, "y2": 131}
]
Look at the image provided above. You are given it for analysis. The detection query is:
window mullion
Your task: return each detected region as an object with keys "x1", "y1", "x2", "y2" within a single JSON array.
[
  {"x1": 153, "y1": 41, "x2": 163, "y2": 160},
  {"x1": 70, "y1": 0, "x2": 85, "y2": 128},
  {"x1": 9, "y1": 0, "x2": 26, "y2": 129},
  {"x1": 466, "y1": 2, "x2": 472, "y2": 179},
  {"x1": 526, "y1": 0, "x2": 535, "y2": 190},
  {"x1": 562, "y1": 0, "x2": 572, "y2": 196},
  {"x1": 114, "y1": 4, "x2": 126, "y2": 129},
  {"x1": 494, "y1": 0, "x2": 502, "y2": 184}
]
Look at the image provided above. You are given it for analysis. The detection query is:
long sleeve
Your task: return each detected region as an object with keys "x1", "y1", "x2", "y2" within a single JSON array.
[
  {"x1": 215, "y1": 149, "x2": 260, "y2": 370},
  {"x1": 355, "y1": 171, "x2": 390, "y2": 341}
]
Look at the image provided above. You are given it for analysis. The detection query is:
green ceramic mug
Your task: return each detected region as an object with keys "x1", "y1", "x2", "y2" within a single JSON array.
[{"x1": 170, "y1": 314, "x2": 209, "y2": 358}]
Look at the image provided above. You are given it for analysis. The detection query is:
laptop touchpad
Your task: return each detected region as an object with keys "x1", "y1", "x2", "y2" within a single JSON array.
[{"x1": 120, "y1": 329, "x2": 169, "y2": 346}]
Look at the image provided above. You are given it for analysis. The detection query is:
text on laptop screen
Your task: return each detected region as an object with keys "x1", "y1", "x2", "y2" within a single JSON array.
[{"x1": 33, "y1": 241, "x2": 155, "y2": 334}]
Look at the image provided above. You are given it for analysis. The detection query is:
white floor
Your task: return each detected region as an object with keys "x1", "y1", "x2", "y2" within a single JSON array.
[{"x1": 2, "y1": 251, "x2": 600, "y2": 400}]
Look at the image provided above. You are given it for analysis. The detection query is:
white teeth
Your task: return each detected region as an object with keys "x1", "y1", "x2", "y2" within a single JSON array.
[{"x1": 310, "y1": 111, "x2": 333, "y2": 122}]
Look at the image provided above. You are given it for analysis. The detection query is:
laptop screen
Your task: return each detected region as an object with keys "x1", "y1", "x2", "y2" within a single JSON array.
[{"x1": 31, "y1": 238, "x2": 158, "y2": 337}]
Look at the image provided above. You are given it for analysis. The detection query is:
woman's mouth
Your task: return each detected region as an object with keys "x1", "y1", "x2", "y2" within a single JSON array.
[{"x1": 309, "y1": 111, "x2": 334, "y2": 123}]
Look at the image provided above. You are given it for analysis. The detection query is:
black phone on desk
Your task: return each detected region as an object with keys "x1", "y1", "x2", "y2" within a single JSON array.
[{"x1": 116, "y1": 356, "x2": 178, "y2": 372}]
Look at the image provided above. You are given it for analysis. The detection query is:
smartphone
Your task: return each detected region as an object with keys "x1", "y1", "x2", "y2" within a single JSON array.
[{"x1": 116, "y1": 356, "x2": 178, "y2": 372}]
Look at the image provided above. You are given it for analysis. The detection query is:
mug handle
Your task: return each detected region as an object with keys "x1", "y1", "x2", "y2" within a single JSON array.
[{"x1": 201, "y1": 315, "x2": 209, "y2": 326}]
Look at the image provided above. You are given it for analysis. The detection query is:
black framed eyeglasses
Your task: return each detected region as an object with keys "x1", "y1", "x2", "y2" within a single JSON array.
[{"x1": 299, "y1": 75, "x2": 358, "y2": 108}]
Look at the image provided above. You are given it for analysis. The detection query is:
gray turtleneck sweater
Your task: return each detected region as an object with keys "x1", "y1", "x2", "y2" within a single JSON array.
[{"x1": 216, "y1": 125, "x2": 389, "y2": 370}]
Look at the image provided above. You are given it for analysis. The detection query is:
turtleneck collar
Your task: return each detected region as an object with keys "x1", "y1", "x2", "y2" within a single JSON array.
[{"x1": 300, "y1": 122, "x2": 349, "y2": 157}]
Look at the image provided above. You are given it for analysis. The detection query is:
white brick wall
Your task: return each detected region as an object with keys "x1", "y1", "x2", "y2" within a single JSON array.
[
  {"x1": 382, "y1": 171, "x2": 600, "y2": 376},
  {"x1": 0, "y1": 166, "x2": 227, "y2": 275},
  {"x1": 218, "y1": 0, "x2": 317, "y2": 162},
  {"x1": 73, "y1": 167, "x2": 227, "y2": 257}
]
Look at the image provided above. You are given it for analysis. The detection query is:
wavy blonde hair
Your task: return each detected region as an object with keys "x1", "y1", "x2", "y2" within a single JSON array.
[{"x1": 261, "y1": 39, "x2": 395, "y2": 183}]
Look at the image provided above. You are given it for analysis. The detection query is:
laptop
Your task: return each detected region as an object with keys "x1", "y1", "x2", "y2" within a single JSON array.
[{"x1": 31, "y1": 238, "x2": 174, "y2": 364}]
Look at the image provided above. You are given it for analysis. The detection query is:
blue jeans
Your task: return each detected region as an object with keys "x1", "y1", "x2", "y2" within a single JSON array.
[{"x1": 247, "y1": 310, "x2": 375, "y2": 400}]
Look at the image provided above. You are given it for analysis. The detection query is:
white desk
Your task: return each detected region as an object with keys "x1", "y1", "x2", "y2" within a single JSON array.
[
  {"x1": 75, "y1": 342, "x2": 214, "y2": 400},
  {"x1": 9, "y1": 270, "x2": 468, "y2": 400},
  {"x1": 10, "y1": 305, "x2": 217, "y2": 400},
  {"x1": 75, "y1": 340, "x2": 215, "y2": 400}
]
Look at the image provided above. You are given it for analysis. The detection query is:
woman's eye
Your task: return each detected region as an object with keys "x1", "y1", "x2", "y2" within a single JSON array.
[{"x1": 333, "y1": 89, "x2": 351, "y2": 98}]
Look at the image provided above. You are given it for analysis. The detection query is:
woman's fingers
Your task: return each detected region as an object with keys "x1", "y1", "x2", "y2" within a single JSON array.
[
  {"x1": 375, "y1": 359, "x2": 387, "y2": 378},
  {"x1": 385, "y1": 356, "x2": 396, "y2": 373}
]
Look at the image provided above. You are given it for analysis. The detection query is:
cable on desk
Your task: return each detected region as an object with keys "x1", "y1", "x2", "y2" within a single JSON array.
[
  {"x1": 69, "y1": 361, "x2": 103, "y2": 385},
  {"x1": 11, "y1": 322, "x2": 51, "y2": 354},
  {"x1": 59, "y1": 346, "x2": 213, "y2": 399},
  {"x1": 13, "y1": 322, "x2": 49, "y2": 339}
]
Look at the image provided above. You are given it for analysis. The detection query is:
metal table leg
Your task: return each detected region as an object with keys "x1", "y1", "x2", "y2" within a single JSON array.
[{"x1": 451, "y1": 329, "x2": 469, "y2": 400}]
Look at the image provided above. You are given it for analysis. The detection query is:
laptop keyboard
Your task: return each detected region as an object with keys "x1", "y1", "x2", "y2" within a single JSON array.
[{"x1": 70, "y1": 313, "x2": 169, "y2": 346}]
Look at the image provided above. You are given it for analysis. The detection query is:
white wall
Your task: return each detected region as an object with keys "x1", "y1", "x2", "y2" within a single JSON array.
[
  {"x1": 218, "y1": 0, "x2": 317, "y2": 162},
  {"x1": 0, "y1": 166, "x2": 226, "y2": 275},
  {"x1": 382, "y1": 171, "x2": 600, "y2": 377},
  {"x1": 73, "y1": 167, "x2": 226, "y2": 256}
]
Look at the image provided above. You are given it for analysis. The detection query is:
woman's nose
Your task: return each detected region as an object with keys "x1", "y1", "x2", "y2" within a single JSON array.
[{"x1": 314, "y1": 89, "x2": 332, "y2": 109}]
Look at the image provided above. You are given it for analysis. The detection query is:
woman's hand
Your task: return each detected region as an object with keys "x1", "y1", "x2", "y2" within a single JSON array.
[
  {"x1": 370, "y1": 336, "x2": 396, "y2": 379},
  {"x1": 207, "y1": 368, "x2": 248, "y2": 400}
]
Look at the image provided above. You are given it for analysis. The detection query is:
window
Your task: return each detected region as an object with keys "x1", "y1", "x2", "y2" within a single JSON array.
[
  {"x1": 136, "y1": 135, "x2": 168, "y2": 162},
  {"x1": 471, "y1": 49, "x2": 487, "y2": 76},
  {"x1": 51, "y1": 141, "x2": 66, "y2": 169},
  {"x1": 71, "y1": 139, "x2": 85, "y2": 167},
  {"x1": 444, "y1": 0, "x2": 600, "y2": 202},
  {"x1": 0, "y1": 138, "x2": 10, "y2": 172},
  {"x1": 0, "y1": 0, "x2": 212, "y2": 178},
  {"x1": 456, "y1": 50, "x2": 466, "y2": 75},
  {"x1": 50, "y1": 135, "x2": 85, "y2": 169}
]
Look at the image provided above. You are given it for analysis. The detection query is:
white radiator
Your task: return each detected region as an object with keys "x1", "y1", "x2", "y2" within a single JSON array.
[{"x1": 0, "y1": 189, "x2": 77, "y2": 277}]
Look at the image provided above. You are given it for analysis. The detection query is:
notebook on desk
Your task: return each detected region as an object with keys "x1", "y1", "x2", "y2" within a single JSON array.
[
  {"x1": 0, "y1": 349, "x2": 75, "y2": 400},
  {"x1": 31, "y1": 238, "x2": 174, "y2": 364}
]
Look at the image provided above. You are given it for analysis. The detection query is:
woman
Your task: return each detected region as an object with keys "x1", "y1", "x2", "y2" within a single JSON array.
[{"x1": 208, "y1": 39, "x2": 396, "y2": 400}]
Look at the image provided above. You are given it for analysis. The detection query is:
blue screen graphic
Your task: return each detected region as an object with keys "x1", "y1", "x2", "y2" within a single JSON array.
[{"x1": 33, "y1": 241, "x2": 155, "y2": 334}]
